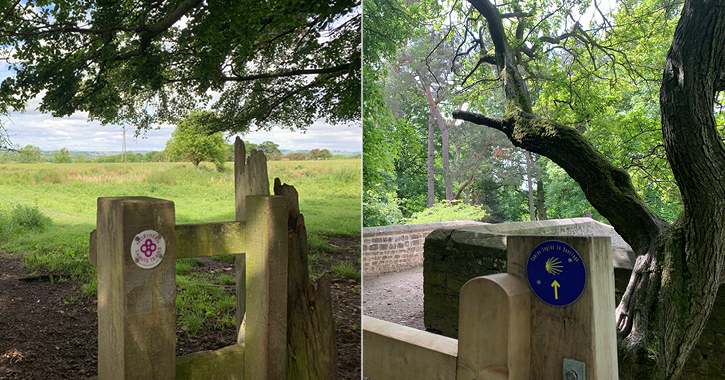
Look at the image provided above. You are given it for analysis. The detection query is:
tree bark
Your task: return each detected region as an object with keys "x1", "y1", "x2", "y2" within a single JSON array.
[
  {"x1": 454, "y1": 0, "x2": 725, "y2": 378},
  {"x1": 417, "y1": 67, "x2": 454, "y2": 201},
  {"x1": 427, "y1": 113, "x2": 435, "y2": 208},
  {"x1": 536, "y1": 176, "x2": 547, "y2": 220},
  {"x1": 524, "y1": 151, "x2": 535, "y2": 221}
]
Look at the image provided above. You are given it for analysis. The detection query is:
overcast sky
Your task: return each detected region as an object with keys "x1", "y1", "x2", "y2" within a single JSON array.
[{"x1": 4, "y1": 99, "x2": 361, "y2": 153}]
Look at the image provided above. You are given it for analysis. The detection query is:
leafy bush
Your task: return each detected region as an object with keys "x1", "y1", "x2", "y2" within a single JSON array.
[
  {"x1": 403, "y1": 200, "x2": 487, "y2": 224},
  {"x1": 363, "y1": 190, "x2": 403, "y2": 226}
]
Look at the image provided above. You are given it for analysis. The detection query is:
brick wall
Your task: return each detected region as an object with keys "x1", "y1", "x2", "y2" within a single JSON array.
[{"x1": 362, "y1": 221, "x2": 487, "y2": 277}]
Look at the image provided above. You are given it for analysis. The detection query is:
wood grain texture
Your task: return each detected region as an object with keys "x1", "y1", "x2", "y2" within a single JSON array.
[
  {"x1": 244, "y1": 195, "x2": 288, "y2": 380},
  {"x1": 363, "y1": 315, "x2": 458, "y2": 380},
  {"x1": 457, "y1": 273, "x2": 530, "y2": 380},
  {"x1": 235, "y1": 137, "x2": 270, "y2": 341},
  {"x1": 96, "y1": 197, "x2": 176, "y2": 380},
  {"x1": 90, "y1": 221, "x2": 246, "y2": 264},
  {"x1": 507, "y1": 235, "x2": 617, "y2": 380}
]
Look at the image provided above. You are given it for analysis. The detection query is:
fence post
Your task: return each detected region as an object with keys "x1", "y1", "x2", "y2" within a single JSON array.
[
  {"x1": 245, "y1": 195, "x2": 288, "y2": 380},
  {"x1": 235, "y1": 137, "x2": 270, "y2": 343},
  {"x1": 456, "y1": 273, "x2": 531, "y2": 380},
  {"x1": 507, "y1": 236, "x2": 618, "y2": 380},
  {"x1": 96, "y1": 197, "x2": 176, "y2": 379}
]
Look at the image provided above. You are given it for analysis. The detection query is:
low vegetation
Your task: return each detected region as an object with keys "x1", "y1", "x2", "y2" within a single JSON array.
[{"x1": 0, "y1": 159, "x2": 360, "y2": 334}]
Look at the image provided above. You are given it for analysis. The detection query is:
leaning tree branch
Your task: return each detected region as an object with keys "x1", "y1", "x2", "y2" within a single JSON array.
[
  {"x1": 462, "y1": 0, "x2": 669, "y2": 255},
  {"x1": 114, "y1": 0, "x2": 204, "y2": 61}
]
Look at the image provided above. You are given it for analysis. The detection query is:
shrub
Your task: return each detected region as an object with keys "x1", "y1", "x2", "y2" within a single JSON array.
[{"x1": 403, "y1": 200, "x2": 487, "y2": 224}]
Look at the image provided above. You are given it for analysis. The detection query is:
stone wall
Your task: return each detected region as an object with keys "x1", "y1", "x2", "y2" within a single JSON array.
[
  {"x1": 423, "y1": 218, "x2": 725, "y2": 379},
  {"x1": 362, "y1": 221, "x2": 487, "y2": 277}
]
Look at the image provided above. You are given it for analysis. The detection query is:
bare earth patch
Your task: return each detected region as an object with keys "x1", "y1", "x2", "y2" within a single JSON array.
[{"x1": 0, "y1": 236, "x2": 360, "y2": 380}]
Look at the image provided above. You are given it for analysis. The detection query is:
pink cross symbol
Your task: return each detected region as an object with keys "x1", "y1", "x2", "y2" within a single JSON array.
[{"x1": 140, "y1": 239, "x2": 157, "y2": 257}]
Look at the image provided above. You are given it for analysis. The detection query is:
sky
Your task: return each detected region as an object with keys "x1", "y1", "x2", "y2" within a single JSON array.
[{"x1": 3, "y1": 95, "x2": 361, "y2": 153}]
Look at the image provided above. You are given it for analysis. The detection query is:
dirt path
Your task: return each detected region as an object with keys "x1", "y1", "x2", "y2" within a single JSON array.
[
  {"x1": 363, "y1": 267, "x2": 425, "y2": 331},
  {"x1": 0, "y1": 236, "x2": 360, "y2": 380}
]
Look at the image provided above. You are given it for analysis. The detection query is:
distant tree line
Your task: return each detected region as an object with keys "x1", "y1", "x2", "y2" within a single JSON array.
[{"x1": 0, "y1": 144, "x2": 359, "y2": 164}]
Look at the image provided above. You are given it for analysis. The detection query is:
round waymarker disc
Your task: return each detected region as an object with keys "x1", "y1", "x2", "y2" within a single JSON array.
[{"x1": 526, "y1": 240, "x2": 586, "y2": 307}]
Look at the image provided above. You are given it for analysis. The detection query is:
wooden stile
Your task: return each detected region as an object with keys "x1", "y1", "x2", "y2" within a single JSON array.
[
  {"x1": 457, "y1": 273, "x2": 530, "y2": 380},
  {"x1": 96, "y1": 197, "x2": 177, "y2": 380},
  {"x1": 244, "y1": 195, "x2": 288, "y2": 380},
  {"x1": 363, "y1": 315, "x2": 458, "y2": 380},
  {"x1": 506, "y1": 235, "x2": 617, "y2": 380},
  {"x1": 234, "y1": 136, "x2": 270, "y2": 343}
]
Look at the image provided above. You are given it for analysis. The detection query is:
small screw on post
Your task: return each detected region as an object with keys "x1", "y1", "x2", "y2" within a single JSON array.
[{"x1": 565, "y1": 370, "x2": 578, "y2": 380}]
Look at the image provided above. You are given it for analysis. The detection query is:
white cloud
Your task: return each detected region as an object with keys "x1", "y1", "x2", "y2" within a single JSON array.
[{"x1": 6, "y1": 99, "x2": 361, "y2": 153}]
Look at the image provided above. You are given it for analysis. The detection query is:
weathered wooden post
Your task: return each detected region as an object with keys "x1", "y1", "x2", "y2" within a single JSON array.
[
  {"x1": 456, "y1": 273, "x2": 531, "y2": 380},
  {"x1": 245, "y1": 195, "x2": 288, "y2": 380},
  {"x1": 96, "y1": 197, "x2": 176, "y2": 379},
  {"x1": 235, "y1": 137, "x2": 269, "y2": 343},
  {"x1": 507, "y1": 236, "x2": 618, "y2": 380}
]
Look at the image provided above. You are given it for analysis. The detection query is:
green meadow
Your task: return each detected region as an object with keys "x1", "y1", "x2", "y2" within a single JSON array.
[{"x1": 0, "y1": 159, "x2": 361, "y2": 331}]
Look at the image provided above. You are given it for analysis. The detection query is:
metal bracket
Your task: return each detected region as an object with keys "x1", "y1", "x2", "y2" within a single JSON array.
[{"x1": 563, "y1": 358, "x2": 585, "y2": 380}]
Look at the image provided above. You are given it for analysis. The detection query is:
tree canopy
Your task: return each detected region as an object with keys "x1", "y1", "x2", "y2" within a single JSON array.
[
  {"x1": 0, "y1": 0, "x2": 360, "y2": 135},
  {"x1": 165, "y1": 110, "x2": 226, "y2": 170}
]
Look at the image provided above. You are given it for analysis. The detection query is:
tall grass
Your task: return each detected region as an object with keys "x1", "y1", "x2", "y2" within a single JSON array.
[{"x1": 0, "y1": 160, "x2": 360, "y2": 275}]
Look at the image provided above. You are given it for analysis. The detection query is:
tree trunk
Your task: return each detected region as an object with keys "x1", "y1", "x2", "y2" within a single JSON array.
[
  {"x1": 427, "y1": 113, "x2": 435, "y2": 208},
  {"x1": 417, "y1": 67, "x2": 454, "y2": 202},
  {"x1": 442, "y1": 125, "x2": 452, "y2": 201},
  {"x1": 536, "y1": 176, "x2": 547, "y2": 220},
  {"x1": 525, "y1": 151, "x2": 535, "y2": 221},
  {"x1": 452, "y1": 0, "x2": 725, "y2": 378}
]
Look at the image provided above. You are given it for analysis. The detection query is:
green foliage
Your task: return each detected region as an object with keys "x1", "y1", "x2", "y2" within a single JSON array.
[
  {"x1": 165, "y1": 111, "x2": 227, "y2": 171},
  {"x1": 257, "y1": 141, "x2": 282, "y2": 156},
  {"x1": 403, "y1": 200, "x2": 487, "y2": 224},
  {"x1": 52, "y1": 148, "x2": 72, "y2": 163},
  {"x1": 17, "y1": 145, "x2": 41, "y2": 163},
  {"x1": 363, "y1": 189, "x2": 404, "y2": 226},
  {"x1": 309, "y1": 148, "x2": 333, "y2": 160},
  {"x1": 143, "y1": 151, "x2": 167, "y2": 162},
  {"x1": 0, "y1": 0, "x2": 360, "y2": 134}
]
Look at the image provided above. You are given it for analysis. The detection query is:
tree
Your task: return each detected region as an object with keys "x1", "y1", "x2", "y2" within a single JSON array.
[
  {"x1": 449, "y1": 0, "x2": 725, "y2": 377},
  {"x1": 165, "y1": 111, "x2": 226, "y2": 170},
  {"x1": 17, "y1": 145, "x2": 41, "y2": 163},
  {"x1": 52, "y1": 148, "x2": 71, "y2": 163},
  {"x1": 143, "y1": 151, "x2": 167, "y2": 162},
  {"x1": 257, "y1": 141, "x2": 282, "y2": 157},
  {"x1": 310, "y1": 148, "x2": 333, "y2": 160},
  {"x1": 0, "y1": 0, "x2": 360, "y2": 134}
]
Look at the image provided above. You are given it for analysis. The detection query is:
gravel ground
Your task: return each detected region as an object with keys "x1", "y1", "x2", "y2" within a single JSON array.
[{"x1": 362, "y1": 266, "x2": 425, "y2": 331}]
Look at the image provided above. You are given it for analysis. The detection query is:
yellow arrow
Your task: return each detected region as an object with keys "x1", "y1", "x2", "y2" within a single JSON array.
[{"x1": 551, "y1": 280, "x2": 561, "y2": 300}]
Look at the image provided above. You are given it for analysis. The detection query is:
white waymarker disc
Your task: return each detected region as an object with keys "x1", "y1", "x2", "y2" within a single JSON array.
[{"x1": 130, "y1": 230, "x2": 166, "y2": 269}]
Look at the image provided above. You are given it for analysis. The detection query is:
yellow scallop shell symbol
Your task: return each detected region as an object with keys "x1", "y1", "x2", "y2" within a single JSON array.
[{"x1": 545, "y1": 257, "x2": 563, "y2": 275}]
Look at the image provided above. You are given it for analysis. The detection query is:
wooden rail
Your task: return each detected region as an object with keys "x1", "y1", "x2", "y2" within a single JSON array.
[{"x1": 88, "y1": 221, "x2": 247, "y2": 266}]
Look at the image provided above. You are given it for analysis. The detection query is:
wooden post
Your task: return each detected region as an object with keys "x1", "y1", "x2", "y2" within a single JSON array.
[
  {"x1": 456, "y1": 273, "x2": 531, "y2": 380},
  {"x1": 507, "y1": 236, "x2": 617, "y2": 380},
  {"x1": 245, "y1": 195, "x2": 288, "y2": 380},
  {"x1": 234, "y1": 136, "x2": 270, "y2": 343},
  {"x1": 96, "y1": 197, "x2": 176, "y2": 379},
  {"x1": 362, "y1": 316, "x2": 458, "y2": 380}
]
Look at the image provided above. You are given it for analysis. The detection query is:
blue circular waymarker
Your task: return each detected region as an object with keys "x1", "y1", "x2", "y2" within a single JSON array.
[{"x1": 526, "y1": 240, "x2": 586, "y2": 307}]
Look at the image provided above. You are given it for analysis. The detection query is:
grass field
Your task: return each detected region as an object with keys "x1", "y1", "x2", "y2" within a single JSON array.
[{"x1": 0, "y1": 159, "x2": 361, "y2": 331}]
